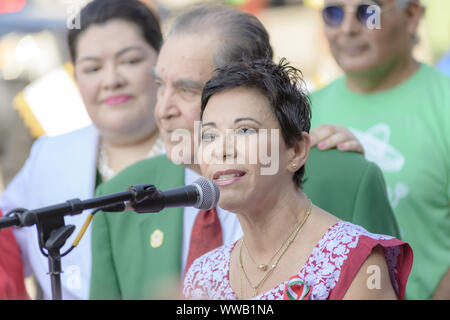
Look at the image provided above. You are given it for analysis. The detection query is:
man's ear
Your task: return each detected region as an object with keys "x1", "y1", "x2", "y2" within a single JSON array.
[
  {"x1": 287, "y1": 132, "x2": 311, "y2": 172},
  {"x1": 404, "y1": 1, "x2": 425, "y2": 40}
]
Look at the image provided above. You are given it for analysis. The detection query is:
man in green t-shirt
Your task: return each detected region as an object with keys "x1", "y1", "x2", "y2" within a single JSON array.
[{"x1": 311, "y1": 0, "x2": 450, "y2": 299}]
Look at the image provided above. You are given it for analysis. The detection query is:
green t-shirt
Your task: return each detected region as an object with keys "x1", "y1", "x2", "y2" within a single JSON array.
[{"x1": 310, "y1": 64, "x2": 450, "y2": 300}]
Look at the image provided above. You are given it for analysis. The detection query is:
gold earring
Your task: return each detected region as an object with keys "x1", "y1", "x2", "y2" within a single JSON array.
[{"x1": 292, "y1": 163, "x2": 297, "y2": 169}]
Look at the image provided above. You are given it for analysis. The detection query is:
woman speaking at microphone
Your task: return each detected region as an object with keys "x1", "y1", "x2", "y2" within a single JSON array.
[{"x1": 183, "y1": 57, "x2": 413, "y2": 300}]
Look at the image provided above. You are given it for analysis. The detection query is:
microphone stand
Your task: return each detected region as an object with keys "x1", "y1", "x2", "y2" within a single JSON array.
[{"x1": 0, "y1": 184, "x2": 157, "y2": 300}]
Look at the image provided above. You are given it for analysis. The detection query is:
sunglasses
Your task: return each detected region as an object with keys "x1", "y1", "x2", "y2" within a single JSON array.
[{"x1": 322, "y1": 2, "x2": 395, "y2": 28}]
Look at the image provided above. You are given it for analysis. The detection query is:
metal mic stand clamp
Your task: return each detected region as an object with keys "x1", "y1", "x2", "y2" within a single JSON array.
[
  {"x1": 0, "y1": 186, "x2": 158, "y2": 300},
  {"x1": 19, "y1": 199, "x2": 83, "y2": 300},
  {"x1": 128, "y1": 184, "x2": 165, "y2": 213}
]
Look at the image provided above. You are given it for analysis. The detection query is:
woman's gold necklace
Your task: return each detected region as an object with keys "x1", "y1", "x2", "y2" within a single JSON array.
[
  {"x1": 239, "y1": 199, "x2": 312, "y2": 298},
  {"x1": 242, "y1": 198, "x2": 313, "y2": 272},
  {"x1": 243, "y1": 212, "x2": 303, "y2": 272}
]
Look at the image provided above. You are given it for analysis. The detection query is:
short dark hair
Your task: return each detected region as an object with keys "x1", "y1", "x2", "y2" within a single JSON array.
[
  {"x1": 67, "y1": 0, "x2": 162, "y2": 62},
  {"x1": 200, "y1": 57, "x2": 311, "y2": 189},
  {"x1": 168, "y1": 4, "x2": 272, "y2": 69}
]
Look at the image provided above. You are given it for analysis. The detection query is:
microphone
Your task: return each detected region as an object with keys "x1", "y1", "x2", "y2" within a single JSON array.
[
  {"x1": 53, "y1": 178, "x2": 218, "y2": 259},
  {"x1": 124, "y1": 177, "x2": 220, "y2": 213}
]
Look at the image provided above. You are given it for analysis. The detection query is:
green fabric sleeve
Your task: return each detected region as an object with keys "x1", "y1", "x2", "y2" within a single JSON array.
[
  {"x1": 351, "y1": 162, "x2": 401, "y2": 239},
  {"x1": 304, "y1": 148, "x2": 400, "y2": 238}
]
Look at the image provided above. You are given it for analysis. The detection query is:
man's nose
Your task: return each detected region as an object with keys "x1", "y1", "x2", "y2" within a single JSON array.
[
  {"x1": 341, "y1": 7, "x2": 362, "y2": 35},
  {"x1": 155, "y1": 87, "x2": 181, "y2": 119}
]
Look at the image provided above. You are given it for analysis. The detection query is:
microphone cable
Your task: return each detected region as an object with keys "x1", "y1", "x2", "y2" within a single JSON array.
[
  {"x1": 61, "y1": 209, "x2": 99, "y2": 257},
  {"x1": 62, "y1": 203, "x2": 125, "y2": 257}
]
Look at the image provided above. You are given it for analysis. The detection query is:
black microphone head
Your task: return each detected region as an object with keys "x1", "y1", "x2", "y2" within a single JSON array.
[{"x1": 192, "y1": 177, "x2": 220, "y2": 210}]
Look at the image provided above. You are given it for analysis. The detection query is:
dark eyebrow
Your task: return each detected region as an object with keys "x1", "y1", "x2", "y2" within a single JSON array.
[
  {"x1": 76, "y1": 46, "x2": 146, "y2": 63},
  {"x1": 201, "y1": 122, "x2": 215, "y2": 128},
  {"x1": 115, "y1": 46, "x2": 146, "y2": 58},
  {"x1": 151, "y1": 71, "x2": 204, "y2": 90},
  {"x1": 173, "y1": 78, "x2": 204, "y2": 90},
  {"x1": 235, "y1": 117, "x2": 262, "y2": 126},
  {"x1": 201, "y1": 117, "x2": 262, "y2": 128},
  {"x1": 76, "y1": 56, "x2": 99, "y2": 64}
]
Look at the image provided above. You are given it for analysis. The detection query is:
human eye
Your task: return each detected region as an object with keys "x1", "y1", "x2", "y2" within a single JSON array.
[
  {"x1": 123, "y1": 57, "x2": 142, "y2": 65},
  {"x1": 180, "y1": 87, "x2": 198, "y2": 99},
  {"x1": 235, "y1": 126, "x2": 257, "y2": 135},
  {"x1": 154, "y1": 78, "x2": 163, "y2": 88},
  {"x1": 83, "y1": 65, "x2": 101, "y2": 74},
  {"x1": 153, "y1": 78, "x2": 165, "y2": 94},
  {"x1": 201, "y1": 130, "x2": 217, "y2": 142}
]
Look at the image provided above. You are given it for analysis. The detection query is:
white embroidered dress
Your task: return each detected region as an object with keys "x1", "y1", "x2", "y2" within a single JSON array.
[{"x1": 183, "y1": 221, "x2": 412, "y2": 300}]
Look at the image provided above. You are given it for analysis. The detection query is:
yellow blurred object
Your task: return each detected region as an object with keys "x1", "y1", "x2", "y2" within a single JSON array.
[
  {"x1": 13, "y1": 91, "x2": 46, "y2": 138},
  {"x1": 63, "y1": 61, "x2": 78, "y2": 87},
  {"x1": 12, "y1": 62, "x2": 91, "y2": 138},
  {"x1": 422, "y1": 0, "x2": 450, "y2": 61},
  {"x1": 304, "y1": 0, "x2": 324, "y2": 9}
]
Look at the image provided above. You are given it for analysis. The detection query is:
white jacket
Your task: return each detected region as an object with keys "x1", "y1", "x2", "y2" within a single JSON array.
[{"x1": 0, "y1": 125, "x2": 98, "y2": 300}]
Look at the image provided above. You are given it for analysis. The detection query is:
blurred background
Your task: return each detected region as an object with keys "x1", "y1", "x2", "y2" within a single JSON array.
[{"x1": 0, "y1": 0, "x2": 449, "y2": 298}]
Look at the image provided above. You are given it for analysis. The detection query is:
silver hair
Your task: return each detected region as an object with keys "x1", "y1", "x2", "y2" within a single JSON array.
[{"x1": 166, "y1": 4, "x2": 273, "y2": 70}]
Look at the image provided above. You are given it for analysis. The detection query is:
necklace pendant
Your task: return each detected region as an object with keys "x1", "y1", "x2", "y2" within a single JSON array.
[{"x1": 259, "y1": 264, "x2": 267, "y2": 271}]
